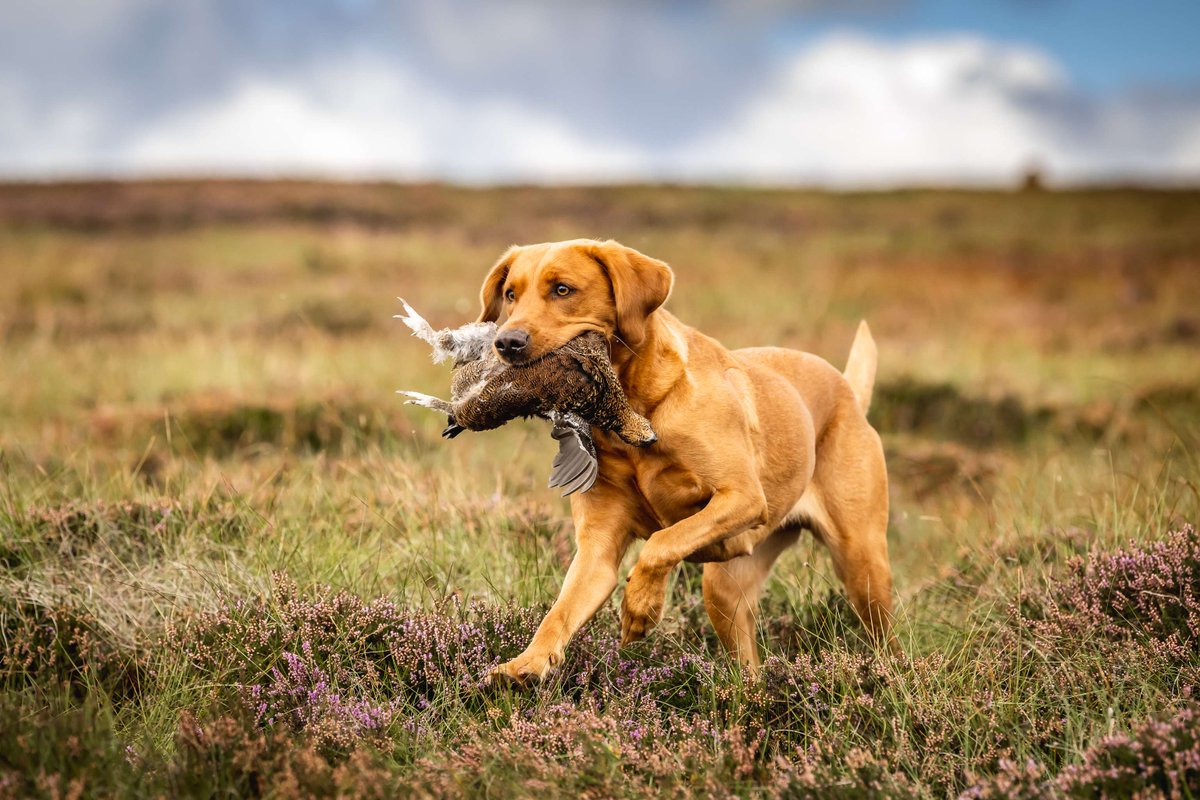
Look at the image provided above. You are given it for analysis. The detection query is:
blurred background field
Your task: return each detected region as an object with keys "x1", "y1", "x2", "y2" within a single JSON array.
[{"x1": 1, "y1": 180, "x2": 1199, "y2": 797}]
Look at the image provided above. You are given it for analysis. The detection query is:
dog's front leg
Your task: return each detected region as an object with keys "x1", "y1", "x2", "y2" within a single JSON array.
[
  {"x1": 621, "y1": 486, "x2": 768, "y2": 645},
  {"x1": 488, "y1": 491, "x2": 633, "y2": 686}
]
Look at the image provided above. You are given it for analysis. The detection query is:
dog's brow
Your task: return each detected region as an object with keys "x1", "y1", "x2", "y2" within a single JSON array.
[{"x1": 503, "y1": 272, "x2": 527, "y2": 293}]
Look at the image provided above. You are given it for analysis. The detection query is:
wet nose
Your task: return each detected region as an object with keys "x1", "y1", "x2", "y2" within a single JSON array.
[{"x1": 494, "y1": 329, "x2": 530, "y2": 361}]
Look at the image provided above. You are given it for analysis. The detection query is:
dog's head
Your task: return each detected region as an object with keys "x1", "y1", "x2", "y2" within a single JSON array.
[{"x1": 476, "y1": 239, "x2": 674, "y2": 364}]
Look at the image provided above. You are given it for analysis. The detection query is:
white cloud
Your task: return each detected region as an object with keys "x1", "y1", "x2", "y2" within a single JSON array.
[
  {"x1": 123, "y1": 72, "x2": 431, "y2": 177},
  {"x1": 0, "y1": 76, "x2": 110, "y2": 175},
  {"x1": 1176, "y1": 128, "x2": 1200, "y2": 171},
  {"x1": 673, "y1": 33, "x2": 1200, "y2": 185},
  {"x1": 2, "y1": 23, "x2": 1199, "y2": 185},
  {"x1": 119, "y1": 54, "x2": 647, "y2": 181}
]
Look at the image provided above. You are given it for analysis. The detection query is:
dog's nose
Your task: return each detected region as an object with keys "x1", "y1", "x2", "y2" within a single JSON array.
[{"x1": 494, "y1": 329, "x2": 530, "y2": 361}]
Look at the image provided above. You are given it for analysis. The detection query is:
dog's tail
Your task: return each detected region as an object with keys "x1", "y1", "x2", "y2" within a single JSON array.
[{"x1": 843, "y1": 320, "x2": 877, "y2": 415}]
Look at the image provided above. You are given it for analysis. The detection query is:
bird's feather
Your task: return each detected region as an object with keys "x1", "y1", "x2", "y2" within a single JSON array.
[{"x1": 548, "y1": 417, "x2": 599, "y2": 496}]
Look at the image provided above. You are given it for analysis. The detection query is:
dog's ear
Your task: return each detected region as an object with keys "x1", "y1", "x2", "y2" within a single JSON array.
[
  {"x1": 477, "y1": 246, "x2": 518, "y2": 323},
  {"x1": 588, "y1": 240, "x2": 674, "y2": 348}
]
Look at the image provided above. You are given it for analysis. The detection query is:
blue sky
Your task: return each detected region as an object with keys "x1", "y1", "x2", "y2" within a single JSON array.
[
  {"x1": 778, "y1": 1, "x2": 1200, "y2": 93},
  {"x1": 1, "y1": 0, "x2": 1198, "y2": 184}
]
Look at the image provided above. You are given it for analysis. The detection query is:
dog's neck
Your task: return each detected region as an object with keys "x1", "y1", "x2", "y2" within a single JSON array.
[{"x1": 610, "y1": 309, "x2": 687, "y2": 413}]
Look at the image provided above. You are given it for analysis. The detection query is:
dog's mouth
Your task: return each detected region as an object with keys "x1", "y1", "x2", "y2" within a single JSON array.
[
  {"x1": 554, "y1": 329, "x2": 608, "y2": 354},
  {"x1": 495, "y1": 343, "x2": 556, "y2": 368},
  {"x1": 498, "y1": 328, "x2": 608, "y2": 367},
  {"x1": 495, "y1": 349, "x2": 533, "y2": 367}
]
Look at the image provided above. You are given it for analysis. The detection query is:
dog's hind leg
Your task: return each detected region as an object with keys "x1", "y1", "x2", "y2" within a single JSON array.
[
  {"x1": 805, "y1": 419, "x2": 896, "y2": 650},
  {"x1": 702, "y1": 526, "x2": 801, "y2": 671}
]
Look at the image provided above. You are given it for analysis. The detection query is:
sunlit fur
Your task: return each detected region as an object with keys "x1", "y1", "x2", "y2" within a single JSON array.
[
  {"x1": 484, "y1": 239, "x2": 896, "y2": 687},
  {"x1": 477, "y1": 239, "x2": 674, "y2": 363}
]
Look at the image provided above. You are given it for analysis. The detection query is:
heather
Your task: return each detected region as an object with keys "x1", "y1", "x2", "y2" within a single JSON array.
[
  {"x1": 2, "y1": 182, "x2": 1200, "y2": 798},
  {"x1": 1019, "y1": 526, "x2": 1200, "y2": 667},
  {"x1": 962, "y1": 704, "x2": 1200, "y2": 799},
  {"x1": 8, "y1": 534, "x2": 1200, "y2": 797}
]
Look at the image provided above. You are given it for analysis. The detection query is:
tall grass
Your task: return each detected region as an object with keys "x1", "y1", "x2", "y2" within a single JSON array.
[{"x1": 1, "y1": 183, "x2": 1198, "y2": 797}]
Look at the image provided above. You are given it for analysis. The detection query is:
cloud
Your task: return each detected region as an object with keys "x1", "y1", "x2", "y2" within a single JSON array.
[
  {"x1": 673, "y1": 34, "x2": 1065, "y2": 184},
  {"x1": 0, "y1": 0, "x2": 781, "y2": 163},
  {"x1": 674, "y1": 34, "x2": 1200, "y2": 185},
  {"x1": 0, "y1": 74, "x2": 110, "y2": 174},
  {"x1": 118, "y1": 53, "x2": 647, "y2": 181},
  {"x1": 0, "y1": 1, "x2": 1197, "y2": 184}
]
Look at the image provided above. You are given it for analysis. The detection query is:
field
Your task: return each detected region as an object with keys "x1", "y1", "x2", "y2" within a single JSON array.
[{"x1": 1, "y1": 181, "x2": 1199, "y2": 798}]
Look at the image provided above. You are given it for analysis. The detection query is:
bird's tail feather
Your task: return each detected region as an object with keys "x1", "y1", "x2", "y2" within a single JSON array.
[
  {"x1": 395, "y1": 297, "x2": 437, "y2": 342},
  {"x1": 397, "y1": 390, "x2": 454, "y2": 415}
]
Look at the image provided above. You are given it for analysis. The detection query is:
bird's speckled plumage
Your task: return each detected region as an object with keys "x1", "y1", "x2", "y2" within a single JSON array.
[{"x1": 396, "y1": 299, "x2": 656, "y2": 495}]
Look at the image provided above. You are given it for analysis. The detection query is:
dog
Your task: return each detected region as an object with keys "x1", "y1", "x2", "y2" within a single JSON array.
[{"x1": 477, "y1": 239, "x2": 895, "y2": 684}]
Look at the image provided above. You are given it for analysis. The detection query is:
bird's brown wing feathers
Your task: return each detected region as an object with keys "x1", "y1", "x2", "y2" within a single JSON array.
[{"x1": 547, "y1": 414, "x2": 598, "y2": 496}]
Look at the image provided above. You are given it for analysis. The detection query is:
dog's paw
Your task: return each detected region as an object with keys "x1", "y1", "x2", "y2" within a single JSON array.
[
  {"x1": 620, "y1": 565, "x2": 667, "y2": 646},
  {"x1": 485, "y1": 649, "x2": 560, "y2": 689}
]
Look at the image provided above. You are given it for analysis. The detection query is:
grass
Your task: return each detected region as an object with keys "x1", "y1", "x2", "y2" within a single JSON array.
[{"x1": 0, "y1": 180, "x2": 1198, "y2": 798}]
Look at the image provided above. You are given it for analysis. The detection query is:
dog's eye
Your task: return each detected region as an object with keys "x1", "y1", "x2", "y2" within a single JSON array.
[
  {"x1": 554, "y1": 283, "x2": 573, "y2": 297},
  {"x1": 504, "y1": 288, "x2": 515, "y2": 302}
]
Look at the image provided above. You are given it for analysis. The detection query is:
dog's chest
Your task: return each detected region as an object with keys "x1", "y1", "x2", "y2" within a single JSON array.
[
  {"x1": 595, "y1": 430, "x2": 712, "y2": 534},
  {"x1": 630, "y1": 458, "x2": 711, "y2": 533}
]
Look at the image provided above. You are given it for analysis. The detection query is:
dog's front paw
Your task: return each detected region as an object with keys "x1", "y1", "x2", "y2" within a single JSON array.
[
  {"x1": 620, "y1": 565, "x2": 667, "y2": 646},
  {"x1": 486, "y1": 649, "x2": 561, "y2": 688}
]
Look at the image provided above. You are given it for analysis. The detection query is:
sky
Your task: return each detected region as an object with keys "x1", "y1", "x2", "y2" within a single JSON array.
[{"x1": 2, "y1": 0, "x2": 1199, "y2": 186}]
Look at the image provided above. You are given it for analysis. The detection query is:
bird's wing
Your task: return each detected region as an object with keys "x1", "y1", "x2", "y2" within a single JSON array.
[{"x1": 548, "y1": 417, "x2": 598, "y2": 496}]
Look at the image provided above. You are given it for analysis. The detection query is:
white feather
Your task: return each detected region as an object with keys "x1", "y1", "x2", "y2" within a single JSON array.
[
  {"x1": 396, "y1": 390, "x2": 449, "y2": 411},
  {"x1": 395, "y1": 297, "x2": 495, "y2": 364}
]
